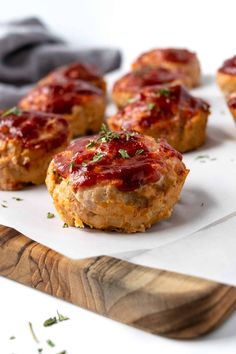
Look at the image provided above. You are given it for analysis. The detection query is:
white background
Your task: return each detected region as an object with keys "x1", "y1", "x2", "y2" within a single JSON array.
[{"x1": 1, "y1": 1, "x2": 236, "y2": 353}]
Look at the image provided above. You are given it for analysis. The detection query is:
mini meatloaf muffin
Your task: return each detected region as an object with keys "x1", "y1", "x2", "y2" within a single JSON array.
[
  {"x1": 19, "y1": 80, "x2": 105, "y2": 137},
  {"x1": 217, "y1": 56, "x2": 236, "y2": 97},
  {"x1": 46, "y1": 127, "x2": 189, "y2": 233},
  {"x1": 112, "y1": 67, "x2": 184, "y2": 108},
  {"x1": 132, "y1": 48, "x2": 201, "y2": 88},
  {"x1": 40, "y1": 61, "x2": 106, "y2": 94},
  {"x1": 108, "y1": 85, "x2": 210, "y2": 153},
  {"x1": 0, "y1": 108, "x2": 70, "y2": 190},
  {"x1": 227, "y1": 93, "x2": 236, "y2": 123}
]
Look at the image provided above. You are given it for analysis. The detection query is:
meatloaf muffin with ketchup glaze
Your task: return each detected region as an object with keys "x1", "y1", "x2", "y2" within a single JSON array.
[
  {"x1": 39, "y1": 61, "x2": 106, "y2": 94},
  {"x1": 112, "y1": 67, "x2": 184, "y2": 108},
  {"x1": 108, "y1": 85, "x2": 210, "y2": 153},
  {"x1": 0, "y1": 107, "x2": 70, "y2": 190},
  {"x1": 132, "y1": 48, "x2": 201, "y2": 88},
  {"x1": 19, "y1": 80, "x2": 105, "y2": 137},
  {"x1": 227, "y1": 93, "x2": 236, "y2": 123},
  {"x1": 217, "y1": 56, "x2": 236, "y2": 97},
  {"x1": 46, "y1": 127, "x2": 189, "y2": 233}
]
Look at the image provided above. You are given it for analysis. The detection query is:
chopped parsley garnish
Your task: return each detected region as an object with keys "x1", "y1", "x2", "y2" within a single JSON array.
[
  {"x1": 127, "y1": 97, "x2": 139, "y2": 104},
  {"x1": 86, "y1": 140, "x2": 96, "y2": 149},
  {"x1": 29, "y1": 322, "x2": 39, "y2": 343},
  {"x1": 135, "y1": 149, "x2": 144, "y2": 155},
  {"x1": 92, "y1": 152, "x2": 104, "y2": 163},
  {"x1": 57, "y1": 351, "x2": 67, "y2": 354},
  {"x1": 2, "y1": 106, "x2": 21, "y2": 117},
  {"x1": 43, "y1": 317, "x2": 57, "y2": 327},
  {"x1": 69, "y1": 160, "x2": 75, "y2": 173},
  {"x1": 1, "y1": 203, "x2": 7, "y2": 208},
  {"x1": 99, "y1": 124, "x2": 119, "y2": 143},
  {"x1": 125, "y1": 132, "x2": 136, "y2": 141},
  {"x1": 12, "y1": 197, "x2": 23, "y2": 201},
  {"x1": 47, "y1": 339, "x2": 55, "y2": 347},
  {"x1": 81, "y1": 162, "x2": 88, "y2": 167},
  {"x1": 147, "y1": 102, "x2": 155, "y2": 110},
  {"x1": 118, "y1": 149, "x2": 130, "y2": 159},
  {"x1": 38, "y1": 349, "x2": 43, "y2": 353},
  {"x1": 9, "y1": 336, "x2": 15, "y2": 340},
  {"x1": 195, "y1": 155, "x2": 209, "y2": 160},
  {"x1": 47, "y1": 212, "x2": 55, "y2": 219},
  {"x1": 157, "y1": 88, "x2": 171, "y2": 97},
  {"x1": 63, "y1": 223, "x2": 69, "y2": 228}
]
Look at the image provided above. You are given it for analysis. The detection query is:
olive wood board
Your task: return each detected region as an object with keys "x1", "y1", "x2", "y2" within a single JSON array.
[{"x1": 0, "y1": 224, "x2": 236, "y2": 339}]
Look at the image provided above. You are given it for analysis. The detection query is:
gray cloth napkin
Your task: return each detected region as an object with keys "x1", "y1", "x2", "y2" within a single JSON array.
[{"x1": 0, "y1": 17, "x2": 121, "y2": 108}]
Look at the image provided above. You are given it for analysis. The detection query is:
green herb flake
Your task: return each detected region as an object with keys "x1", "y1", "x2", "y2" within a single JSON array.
[
  {"x1": 135, "y1": 149, "x2": 144, "y2": 155},
  {"x1": 38, "y1": 349, "x2": 43, "y2": 353},
  {"x1": 43, "y1": 317, "x2": 57, "y2": 327},
  {"x1": 127, "y1": 97, "x2": 139, "y2": 104},
  {"x1": 29, "y1": 322, "x2": 39, "y2": 343},
  {"x1": 69, "y1": 160, "x2": 75, "y2": 173},
  {"x1": 1, "y1": 106, "x2": 21, "y2": 117},
  {"x1": 63, "y1": 223, "x2": 69, "y2": 228},
  {"x1": 195, "y1": 155, "x2": 210, "y2": 160},
  {"x1": 86, "y1": 140, "x2": 96, "y2": 149},
  {"x1": 125, "y1": 132, "x2": 136, "y2": 141},
  {"x1": 9, "y1": 336, "x2": 16, "y2": 340},
  {"x1": 47, "y1": 212, "x2": 55, "y2": 219},
  {"x1": 57, "y1": 351, "x2": 67, "y2": 354},
  {"x1": 47, "y1": 339, "x2": 55, "y2": 347},
  {"x1": 12, "y1": 197, "x2": 23, "y2": 201},
  {"x1": 92, "y1": 152, "x2": 104, "y2": 163},
  {"x1": 158, "y1": 88, "x2": 171, "y2": 97},
  {"x1": 147, "y1": 102, "x2": 155, "y2": 110},
  {"x1": 1, "y1": 204, "x2": 7, "y2": 208},
  {"x1": 118, "y1": 149, "x2": 130, "y2": 159},
  {"x1": 57, "y1": 310, "x2": 69, "y2": 322},
  {"x1": 99, "y1": 124, "x2": 120, "y2": 143},
  {"x1": 81, "y1": 162, "x2": 87, "y2": 167}
]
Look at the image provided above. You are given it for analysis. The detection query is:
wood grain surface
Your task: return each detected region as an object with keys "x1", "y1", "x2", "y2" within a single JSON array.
[{"x1": 0, "y1": 224, "x2": 236, "y2": 339}]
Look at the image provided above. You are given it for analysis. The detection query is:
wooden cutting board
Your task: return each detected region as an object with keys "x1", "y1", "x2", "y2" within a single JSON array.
[{"x1": 1, "y1": 224, "x2": 236, "y2": 339}]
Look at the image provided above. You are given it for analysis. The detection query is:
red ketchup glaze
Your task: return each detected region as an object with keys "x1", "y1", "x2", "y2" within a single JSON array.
[
  {"x1": 160, "y1": 48, "x2": 196, "y2": 63},
  {"x1": 21, "y1": 80, "x2": 103, "y2": 114},
  {"x1": 53, "y1": 132, "x2": 183, "y2": 192},
  {"x1": 219, "y1": 56, "x2": 236, "y2": 75},
  {"x1": 0, "y1": 110, "x2": 69, "y2": 150},
  {"x1": 115, "y1": 67, "x2": 181, "y2": 91},
  {"x1": 53, "y1": 62, "x2": 102, "y2": 82},
  {"x1": 114, "y1": 85, "x2": 209, "y2": 129}
]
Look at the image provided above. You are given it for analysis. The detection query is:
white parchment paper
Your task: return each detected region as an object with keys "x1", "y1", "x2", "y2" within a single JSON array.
[{"x1": 0, "y1": 75, "x2": 236, "y2": 264}]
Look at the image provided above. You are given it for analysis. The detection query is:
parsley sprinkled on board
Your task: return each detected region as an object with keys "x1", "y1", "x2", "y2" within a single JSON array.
[
  {"x1": 147, "y1": 102, "x2": 155, "y2": 110},
  {"x1": 57, "y1": 351, "x2": 67, "y2": 354},
  {"x1": 9, "y1": 336, "x2": 15, "y2": 340},
  {"x1": 29, "y1": 322, "x2": 39, "y2": 343},
  {"x1": 43, "y1": 317, "x2": 57, "y2": 327},
  {"x1": 12, "y1": 197, "x2": 23, "y2": 201},
  {"x1": 46, "y1": 339, "x2": 55, "y2": 347},
  {"x1": 195, "y1": 155, "x2": 210, "y2": 160},
  {"x1": 57, "y1": 310, "x2": 69, "y2": 322},
  {"x1": 92, "y1": 152, "x2": 104, "y2": 163},
  {"x1": 38, "y1": 348, "x2": 43, "y2": 353},
  {"x1": 86, "y1": 140, "x2": 96, "y2": 149},
  {"x1": 47, "y1": 212, "x2": 55, "y2": 219},
  {"x1": 63, "y1": 223, "x2": 69, "y2": 228},
  {"x1": 118, "y1": 149, "x2": 130, "y2": 159},
  {"x1": 135, "y1": 149, "x2": 144, "y2": 155},
  {"x1": 43, "y1": 311, "x2": 69, "y2": 327},
  {"x1": 1, "y1": 106, "x2": 21, "y2": 117},
  {"x1": 1, "y1": 203, "x2": 7, "y2": 208}
]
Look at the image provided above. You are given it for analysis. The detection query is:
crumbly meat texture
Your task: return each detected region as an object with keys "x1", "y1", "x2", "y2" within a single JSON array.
[
  {"x1": 108, "y1": 85, "x2": 210, "y2": 153},
  {"x1": 39, "y1": 62, "x2": 107, "y2": 93},
  {"x1": 217, "y1": 56, "x2": 236, "y2": 97},
  {"x1": 0, "y1": 111, "x2": 70, "y2": 190},
  {"x1": 19, "y1": 80, "x2": 105, "y2": 137},
  {"x1": 132, "y1": 48, "x2": 201, "y2": 88},
  {"x1": 46, "y1": 133, "x2": 189, "y2": 233},
  {"x1": 112, "y1": 67, "x2": 183, "y2": 108}
]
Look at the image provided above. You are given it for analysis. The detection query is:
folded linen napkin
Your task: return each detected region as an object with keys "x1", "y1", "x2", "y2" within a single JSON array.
[{"x1": 0, "y1": 17, "x2": 121, "y2": 108}]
